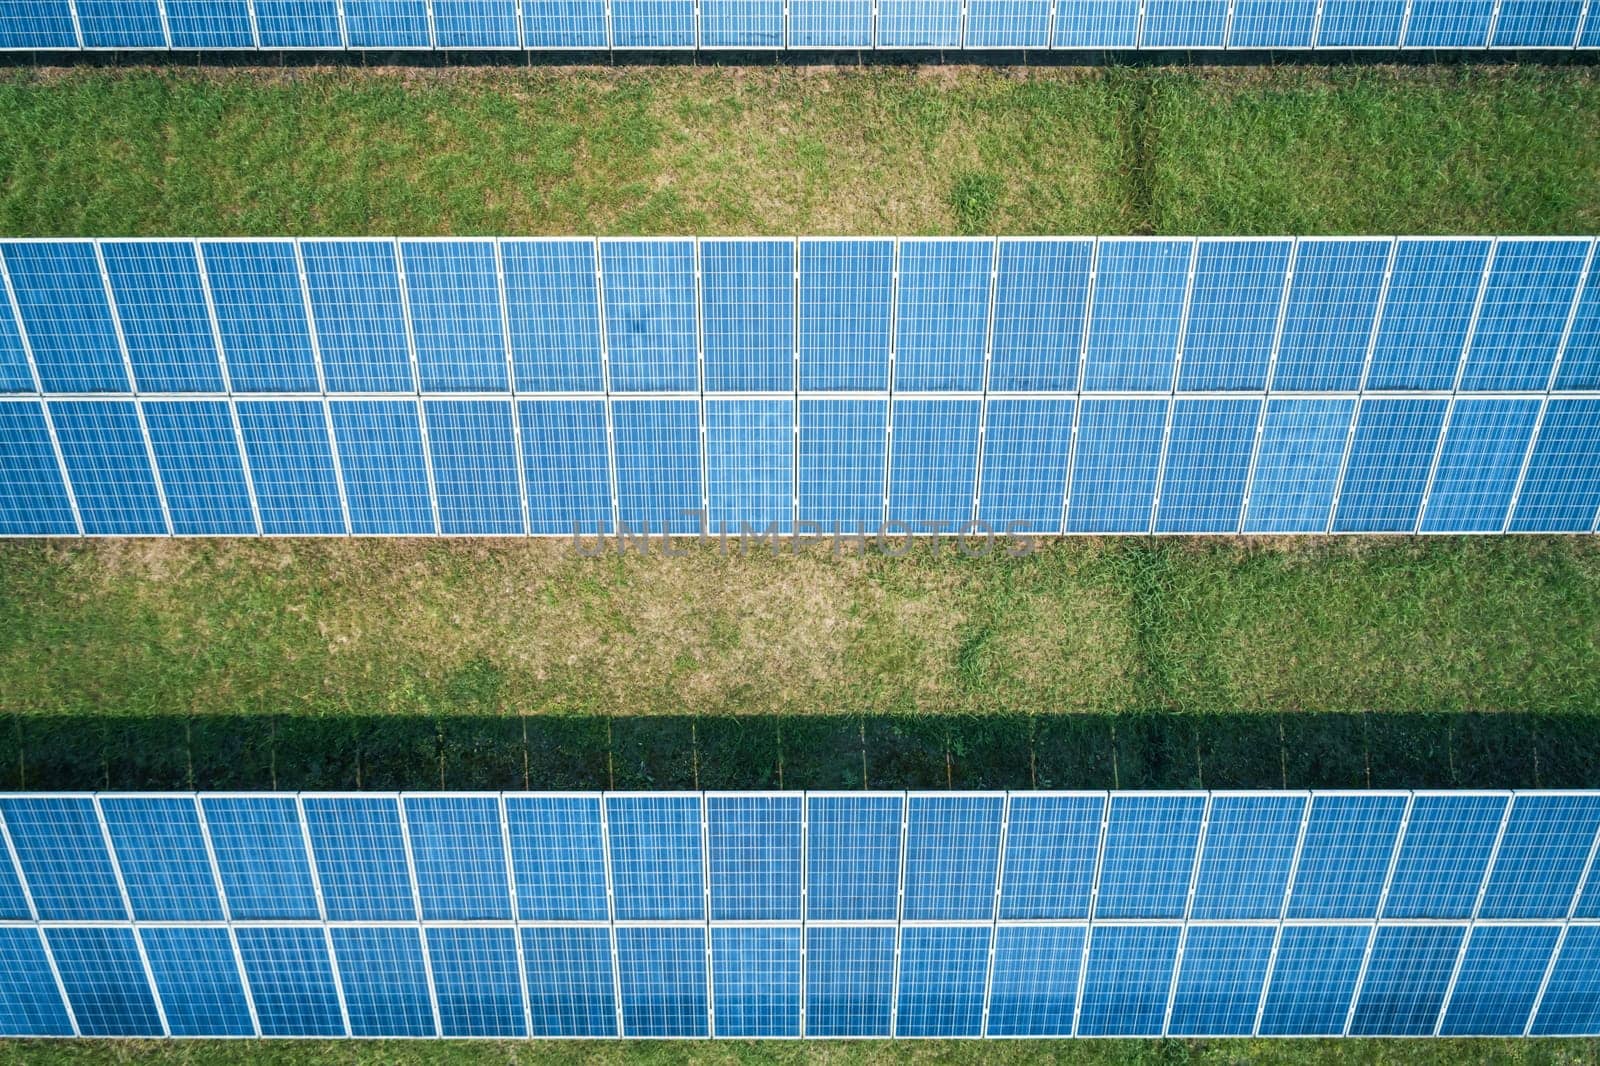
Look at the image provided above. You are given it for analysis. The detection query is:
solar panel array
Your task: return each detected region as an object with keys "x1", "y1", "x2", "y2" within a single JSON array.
[
  {"x1": 3, "y1": 1, "x2": 1600, "y2": 50},
  {"x1": 2, "y1": 791, "x2": 1600, "y2": 1039},
  {"x1": 3, "y1": 236, "x2": 1600, "y2": 538}
]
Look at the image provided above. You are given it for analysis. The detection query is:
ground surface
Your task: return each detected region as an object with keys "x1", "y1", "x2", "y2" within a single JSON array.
[{"x1": 2, "y1": 61, "x2": 1599, "y2": 1063}]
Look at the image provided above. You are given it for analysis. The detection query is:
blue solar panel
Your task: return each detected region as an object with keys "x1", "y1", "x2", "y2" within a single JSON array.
[
  {"x1": 502, "y1": 240, "x2": 602, "y2": 391},
  {"x1": 894, "y1": 239, "x2": 990, "y2": 391},
  {"x1": 428, "y1": 927, "x2": 525, "y2": 1037},
  {"x1": 254, "y1": 0, "x2": 344, "y2": 46},
  {"x1": 1, "y1": 242, "x2": 130, "y2": 393},
  {"x1": 236, "y1": 400, "x2": 345, "y2": 535},
  {"x1": 1462, "y1": 239, "x2": 1590, "y2": 389},
  {"x1": 1178, "y1": 239, "x2": 1290, "y2": 390},
  {"x1": 797, "y1": 398, "x2": 885, "y2": 529},
  {"x1": 234, "y1": 927, "x2": 344, "y2": 1037},
  {"x1": 519, "y1": 399, "x2": 612, "y2": 535},
  {"x1": 1243, "y1": 399, "x2": 1355, "y2": 534},
  {"x1": 330, "y1": 926, "x2": 433, "y2": 1037},
  {"x1": 301, "y1": 796, "x2": 416, "y2": 922},
  {"x1": 99, "y1": 241, "x2": 225, "y2": 393},
  {"x1": 707, "y1": 794, "x2": 801, "y2": 920},
  {"x1": 1287, "y1": 793, "x2": 1407, "y2": 919},
  {"x1": 1065, "y1": 397, "x2": 1166, "y2": 534},
  {"x1": 1078, "y1": 925, "x2": 1180, "y2": 1036},
  {"x1": 401, "y1": 241, "x2": 508, "y2": 392},
  {"x1": 606, "y1": 794, "x2": 704, "y2": 921},
  {"x1": 505, "y1": 795, "x2": 608, "y2": 921},
  {"x1": 1405, "y1": 0, "x2": 1495, "y2": 47},
  {"x1": 1438, "y1": 924, "x2": 1558, "y2": 1036},
  {"x1": 1155, "y1": 398, "x2": 1260, "y2": 534},
  {"x1": 903, "y1": 794, "x2": 1003, "y2": 921},
  {"x1": 799, "y1": 239, "x2": 893, "y2": 390},
  {"x1": 710, "y1": 926, "x2": 799, "y2": 1037},
  {"x1": 432, "y1": 0, "x2": 519, "y2": 46},
  {"x1": 705, "y1": 399, "x2": 793, "y2": 534},
  {"x1": 615, "y1": 926, "x2": 707, "y2": 1037},
  {"x1": 1349, "y1": 925, "x2": 1465, "y2": 1036},
  {"x1": 47, "y1": 927, "x2": 163, "y2": 1036},
  {"x1": 424, "y1": 399, "x2": 523, "y2": 534},
  {"x1": 165, "y1": 0, "x2": 254, "y2": 47},
  {"x1": 1228, "y1": 0, "x2": 1317, "y2": 47},
  {"x1": 200, "y1": 796, "x2": 319, "y2": 920},
  {"x1": 343, "y1": 0, "x2": 431, "y2": 47},
  {"x1": 1273, "y1": 238, "x2": 1390, "y2": 391},
  {"x1": 1532, "y1": 926, "x2": 1600, "y2": 1035},
  {"x1": 600, "y1": 240, "x2": 697, "y2": 392},
  {"x1": 1316, "y1": 0, "x2": 1406, "y2": 46},
  {"x1": 1558, "y1": 262, "x2": 1600, "y2": 387},
  {"x1": 804, "y1": 925, "x2": 894, "y2": 1037},
  {"x1": 998, "y1": 794, "x2": 1102, "y2": 920},
  {"x1": 2, "y1": 797, "x2": 125, "y2": 920},
  {"x1": 48, "y1": 401, "x2": 165, "y2": 535},
  {"x1": 1084, "y1": 239, "x2": 1190, "y2": 390},
  {"x1": 522, "y1": 1, "x2": 608, "y2": 47},
  {"x1": 806, "y1": 794, "x2": 901, "y2": 921},
  {"x1": 1384, "y1": 794, "x2": 1508, "y2": 919},
  {"x1": 787, "y1": 0, "x2": 872, "y2": 47},
  {"x1": 99, "y1": 797, "x2": 221, "y2": 922},
  {"x1": 1584, "y1": 8, "x2": 1600, "y2": 48},
  {"x1": 1332, "y1": 398, "x2": 1450, "y2": 533},
  {"x1": 1509, "y1": 399, "x2": 1600, "y2": 532},
  {"x1": 1167, "y1": 924, "x2": 1275, "y2": 1036},
  {"x1": 1142, "y1": 0, "x2": 1229, "y2": 47},
  {"x1": 700, "y1": 239, "x2": 792, "y2": 391},
  {"x1": 896, "y1": 926, "x2": 989, "y2": 1037},
  {"x1": 0, "y1": 403, "x2": 76, "y2": 535},
  {"x1": 1257, "y1": 924, "x2": 1370, "y2": 1035},
  {"x1": 887, "y1": 398, "x2": 980, "y2": 528},
  {"x1": 976, "y1": 398, "x2": 1073, "y2": 534},
  {"x1": 1053, "y1": 0, "x2": 1141, "y2": 47},
  {"x1": 403, "y1": 796, "x2": 511, "y2": 921},
  {"x1": 200, "y1": 241, "x2": 318, "y2": 392},
  {"x1": 1420, "y1": 398, "x2": 1540, "y2": 533},
  {"x1": 140, "y1": 927, "x2": 253, "y2": 1037},
  {"x1": 1096, "y1": 794, "x2": 1205, "y2": 919},
  {"x1": 1478, "y1": 795, "x2": 1600, "y2": 918},
  {"x1": 0, "y1": 1, "x2": 78, "y2": 48},
  {"x1": 522, "y1": 926, "x2": 616, "y2": 1037},
  {"x1": 144, "y1": 401, "x2": 256, "y2": 534},
  {"x1": 611, "y1": 399, "x2": 701, "y2": 534},
  {"x1": 300, "y1": 240, "x2": 415, "y2": 393},
  {"x1": 0, "y1": 928, "x2": 73, "y2": 1036},
  {"x1": 329, "y1": 400, "x2": 435, "y2": 534},
  {"x1": 1366, "y1": 239, "x2": 1490, "y2": 389},
  {"x1": 987, "y1": 239, "x2": 1090, "y2": 390},
  {"x1": 877, "y1": 0, "x2": 962, "y2": 47},
  {"x1": 610, "y1": 0, "x2": 696, "y2": 46},
  {"x1": 700, "y1": 0, "x2": 784, "y2": 46},
  {"x1": 1191, "y1": 794, "x2": 1306, "y2": 919},
  {"x1": 965, "y1": 0, "x2": 1051, "y2": 48},
  {"x1": 75, "y1": 0, "x2": 165, "y2": 47},
  {"x1": 986, "y1": 925, "x2": 1083, "y2": 1036}
]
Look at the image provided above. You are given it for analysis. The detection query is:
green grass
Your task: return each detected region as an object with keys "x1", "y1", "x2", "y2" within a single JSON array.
[
  {"x1": 2, "y1": 65, "x2": 1598, "y2": 236},
  {"x1": 4, "y1": 1040, "x2": 1598, "y2": 1066},
  {"x1": 2, "y1": 538, "x2": 1597, "y2": 719}
]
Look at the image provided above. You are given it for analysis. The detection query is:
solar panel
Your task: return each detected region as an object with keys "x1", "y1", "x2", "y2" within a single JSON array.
[
  {"x1": 199, "y1": 796, "x2": 319, "y2": 920},
  {"x1": 705, "y1": 399, "x2": 793, "y2": 534},
  {"x1": 0, "y1": 403, "x2": 77, "y2": 535},
  {"x1": 1142, "y1": 0, "x2": 1229, "y2": 48},
  {"x1": 611, "y1": 399, "x2": 701, "y2": 534},
  {"x1": 797, "y1": 398, "x2": 886, "y2": 529},
  {"x1": 400, "y1": 240, "x2": 508, "y2": 392},
  {"x1": 1531, "y1": 926, "x2": 1600, "y2": 1035},
  {"x1": 605, "y1": 794, "x2": 704, "y2": 921},
  {"x1": 234, "y1": 926, "x2": 345, "y2": 1036},
  {"x1": 299, "y1": 240, "x2": 415, "y2": 393},
  {"x1": 99, "y1": 241, "x2": 224, "y2": 393},
  {"x1": 964, "y1": 0, "x2": 1051, "y2": 48},
  {"x1": 986, "y1": 924, "x2": 1084, "y2": 1036},
  {"x1": 1366, "y1": 238, "x2": 1491, "y2": 390},
  {"x1": 1154, "y1": 397, "x2": 1260, "y2": 534},
  {"x1": 1065, "y1": 398, "x2": 1166, "y2": 534},
  {"x1": 706, "y1": 794, "x2": 801, "y2": 920},
  {"x1": 1, "y1": 242, "x2": 130, "y2": 393},
  {"x1": 1177, "y1": 239, "x2": 1290, "y2": 391},
  {"x1": 804, "y1": 925, "x2": 894, "y2": 1036},
  {"x1": 611, "y1": 0, "x2": 696, "y2": 47},
  {"x1": 1189, "y1": 794, "x2": 1305, "y2": 919},
  {"x1": 1419, "y1": 399, "x2": 1540, "y2": 533},
  {"x1": 887, "y1": 398, "x2": 980, "y2": 528},
  {"x1": 0, "y1": 928, "x2": 73, "y2": 1036},
  {"x1": 522, "y1": 1, "x2": 608, "y2": 48},
  {"x1": 1052, "y1": 0, "x2": 1141, "y2": 48},
  {"x1": 342, "y1": 0, "x2": 431, "y2": 47},
  {"x1": 75, "y1": 0, "x2": 166, "y2": 47},
  {"x1": 329, "y1": 400, "x2": 436, "y2": 534},
  {"x1": 505, "y1": 795, "x2": 609, "y2": 921},
  {"x1": 700, "y1": 0, "x2": 784, "y2": 47},
  {"x1": 144, "y1": 401, "x2": 256, "y2": 535},
  {"x1": 428, "y1": 926, "x2": 526, "y2": 1036},
  {"x1": 431, "y1": 0, "x2": 520, "y2": 46},
  {"x1": 235, "y1": 400, "x2": 345, "y2": 535},
  {"x1": 877, "y1": 0, "x2": 963, "y2": 47},
  {"x1": 503, "y1": 240, "x2": 604, "y2": 391},
  {"x1": 599, "y1": 239, "x2": 698, "y2": 392},
  {"x1": 787, "y1": 0, "x2": 873, "y2": 47},
  {"x1": 140, "y1": 926, "x2": 254, "y2": 1037},
  {"x1": 1405, "y1": 0, "x2": 1495, "y2": 47},
  {"x1": 424, "y1": 399, "x2": 524, "y2": 535},
  {"x1": 521, "y1": 926, "x2": 616, "y2": 1036},
  {"x1": 902, "y1": 794, "x2": 1003, "y2": 921},
  {"x1": 1083, "y1": 239, "x2": 1190, "y2": 391},
  {"x1": 301, "y1": 796, "x2": 416, "y2": 922},
  {"x1": 1096, "y1": 794, "x2": 1205, "y2": 919},
  {"x1": 614, "y1": 926, "x2": 707, "y2": 1037},
  {"x1": 1272, "y1": 238, "x2": 1390, "y2": 391},
  {"x1": 799, "y1": 239, "x2": 892, "y2": 391},
  {"x1": 519, "y1": 399, "x2": 612, "y2": 535},
  {"x1": 896, "y1": 925, "x2": 989, "y2": 1036},
  {"x1": 1331, "y1": 399, "x2": 1450, "y2": 533},
  {"x1": 710, "y1": 926, "x2": 800, "y2": 1036},
  {"x1": 1242, "y1": 399, "x2": 1355, "y2": 534},
  {"x1": 1286, "y1": 793, "x2": 1407, "y2": 919},
  {"x1": 1461, "y1": 239, "x2": 1590, "y2": 391},
  {"x1": 893, "y1": 239, "x2": 990, "y2": 391},
  {"x1": 1348, "y1": 925, "x2": 1464, "y2": 1035},
  {"x1": 0, "y1": 797, "x2": 126, "y2": 920},
  {"x1": 987, "y1": 239, "x2": 1090, "y2": 391},
  {"x1": 997, "y1": 794, "x2": 1102, "y2": 919},
  {"x1": 0, "y1": 1, "x2": 79, "y2": 48},
  {"x1": 1077, "y1": 925, "x2": 1180, "y2": 1036},
  {"x1": 1316, "y1": 0, "x2": 1406, "y2": 46},
  {"x1": 1383, "y1": 793, "x2": 1508, "y2": 919},
  {"x1": 99, "y1": 797, "x2": 222, "y2": 921},
  {"x1": 47, "y1": 926, "x2": 164, "y2": 1036},
  {"x1": 1166, "y1": 924, "x2": 1275, "y2": 1035},
  {"x1": 254, "y1": 0, "x2": 344, "y2": 47},
  {"x1": 1256, "y1": 924, "x2": 1370, "y2": 1035},
  {"x1": 331, "y1": 926, "x2": 434, "y2": 1037},
  {"x1": 975, "y1": 398, "x2": 1073, "y2": 534},
  {"x1": 806, "y1": 794, "x2": 901, "y2": 921},
  {"x1": 1478, "y1": 794, "x2": 1600, "y2": 919},
  {"x1": 1508, "y1": 399, "x2": 1600, "y2": 532},
  {"x1": 47, "y1": 401, "x2": 167, "y2": 535},
  {"x1": 165, "y1": 0, "x2": 254, "y2": 47},
  {"x1": 403, "y1": 796, "x2": 512, "y2": 921},
  {"x1": 699, "y1": 239, "x2": 793, "y2": 391},
  {"x1": 1437, "y1": 924, "x2": 1559, "y2": 1036},
  {"x1": 199, "y1": 241, "x2": 319, "y2": 393},
  {"x1": 1228, "y1": 0, "x2": 1317, "y2": 47}
]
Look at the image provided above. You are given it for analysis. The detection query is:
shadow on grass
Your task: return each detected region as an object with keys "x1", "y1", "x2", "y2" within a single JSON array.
[{"x1": 4, "y1": 711, "x2": 1597, "y2": 792}]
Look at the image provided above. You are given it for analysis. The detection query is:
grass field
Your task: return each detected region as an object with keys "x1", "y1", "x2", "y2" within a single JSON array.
[{"x1": 3, "y1": 60, "x2": 1600, "y2": 1063}]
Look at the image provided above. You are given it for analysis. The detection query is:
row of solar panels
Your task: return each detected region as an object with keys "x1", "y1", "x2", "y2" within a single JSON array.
[
  {"x1": 1, "y1": 235, "x2": 1598, "y2": 537},
  {"x1": 5, "y1": 394, "x2": 1600, "y2": 536},
  {"x1": 5, "y1": 238, "x2": 1600, "y2": 397},
  {"x1": 4, "y1": 0, "x2": 1600, "y2": 51},
  {"x1": 1, "y1": 791, "x2": 1599, "y2": 1038}
]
